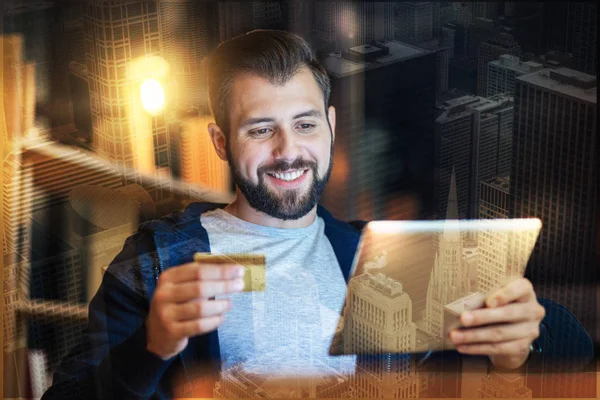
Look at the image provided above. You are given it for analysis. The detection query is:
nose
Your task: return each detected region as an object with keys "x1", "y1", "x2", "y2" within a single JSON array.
[{"x1": 272, "y1": 128, "x2": 301, "y2": 161}]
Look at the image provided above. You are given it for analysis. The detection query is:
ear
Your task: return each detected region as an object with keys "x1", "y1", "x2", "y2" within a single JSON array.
[
  {"x1": 327, "y1": 105, "x2": 336, "y2": 142},
  {"x1": 208, "y1": 122, "x2": 228, "y2": 161}
]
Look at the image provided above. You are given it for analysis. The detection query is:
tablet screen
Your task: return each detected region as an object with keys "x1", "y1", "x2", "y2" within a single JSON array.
[{"x1": 329, "y1": 218, "x2": 541, "y2": 356}]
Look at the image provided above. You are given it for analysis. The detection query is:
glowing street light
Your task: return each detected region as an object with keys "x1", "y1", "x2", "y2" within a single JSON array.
[
  {"x1": 140, "y1": 78, "x2": 165, "y2": 115},
  {"x1": 129, "y1": 56, "x2": 170, "y2": 174}
]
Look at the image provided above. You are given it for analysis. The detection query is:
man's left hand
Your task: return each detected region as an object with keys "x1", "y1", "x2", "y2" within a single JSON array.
[{"x1": 448, "y1": 278, "x2": 546, "y2": 370}]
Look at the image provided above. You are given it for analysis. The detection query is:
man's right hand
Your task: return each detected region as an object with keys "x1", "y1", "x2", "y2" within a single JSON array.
[{"x1": 146, "y1": 261, "x2": 246, "y2": 360}]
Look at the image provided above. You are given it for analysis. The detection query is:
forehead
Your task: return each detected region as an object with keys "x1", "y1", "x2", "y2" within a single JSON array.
[{"x1": 228, "y1": 67, "x2": 325, "y2": 126}]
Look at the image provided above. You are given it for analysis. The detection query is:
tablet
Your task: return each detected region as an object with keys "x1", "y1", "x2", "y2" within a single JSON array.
[{"x1": 328, "y1": 218, "x2": 542, "y2": 356}]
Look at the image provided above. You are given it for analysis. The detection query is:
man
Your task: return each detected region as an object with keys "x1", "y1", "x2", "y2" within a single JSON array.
[{"x1": 43, "y1": 30, "x2": 593, "y2": 399}]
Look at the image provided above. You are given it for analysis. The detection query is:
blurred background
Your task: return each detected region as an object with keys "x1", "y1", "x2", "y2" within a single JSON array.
[{"x1": 1, "y1": 1, "x2": 597, "y2": 398}]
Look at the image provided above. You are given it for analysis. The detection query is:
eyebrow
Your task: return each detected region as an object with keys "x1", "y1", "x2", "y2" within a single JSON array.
[{"x1": 239, "y1": 109, "x2": 323, "y2": 129}]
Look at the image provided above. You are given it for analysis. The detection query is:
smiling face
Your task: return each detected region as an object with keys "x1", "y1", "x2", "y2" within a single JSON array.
[{"x1": 209, "y1": 67, "x2": 336, "y2": 221}]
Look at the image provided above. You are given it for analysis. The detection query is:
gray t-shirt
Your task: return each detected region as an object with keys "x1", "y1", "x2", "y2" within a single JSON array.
[{"x1": 201, "y1": 209, "x2": 356, "y2": 378}]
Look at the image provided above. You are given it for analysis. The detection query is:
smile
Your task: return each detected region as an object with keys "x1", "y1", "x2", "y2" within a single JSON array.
[{"x1": 267, "y1": 169, "x2": 308, "y2": 182}]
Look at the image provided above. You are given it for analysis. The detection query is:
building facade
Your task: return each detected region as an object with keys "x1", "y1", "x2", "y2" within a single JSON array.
[
  {"x1": 487, "y1": 54, "x2": 543, "y2": 97},
  {"x1": 511, "y1": 67, "x2": 597, "y2": 337}
]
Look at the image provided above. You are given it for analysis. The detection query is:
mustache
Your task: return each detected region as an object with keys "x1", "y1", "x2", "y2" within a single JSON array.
[{"x1": 258, "y1": 158, "x2": 317, "y2": 175}]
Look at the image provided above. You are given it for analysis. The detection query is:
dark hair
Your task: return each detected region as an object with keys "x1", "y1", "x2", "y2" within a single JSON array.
[{"x1": 206, "y1": 29, "x2": 331, "y2": 136}]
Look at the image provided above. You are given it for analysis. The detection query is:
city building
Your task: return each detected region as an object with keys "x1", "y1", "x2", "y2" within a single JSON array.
[
  {"x1": 472, "y1": 3, "x2": 499, "y2": 20},
  {"x1": 440, "y1": 25, "x2": 455, "y2": 58},
  {"x1": 68, "y1": 62, "x2": 92, "y2": 142},
  {"x1": 435, "y1": 94, "x2": 513, "y2": 220},
  {"x1": 281, "y1": 0, "x2": 315, "y2": 42},
  {"x1": 315, "y1": 2, "x2": 394, "y2": 53},
  {"x1": 479, "y1": 176, "x2": 510, "y2": 219},
  {"x1": 497, "y1": 3, "x2": 544, "y2": 55},
  {"x1": 344, "y1": 273, "x2": 419, "y2": 398},
  {"x1": 511, "y1": 67, "x2": 597, "y2": 340},
  {"x1": 443, "y1": 292, "x2": 486, "y2": 347},
  {"x1": 344, "y1": 273, "x2": 416, "y2": 355},
  {"x1": 2, "y1": 141, "x2": 123, "y2": 256},
  {"x1": 410, "y1": 38, "x2": 450, "y2": 94},
  {"x1": 476, "y1": 177, "x2": 515, "y2": 293},
  {"x1": 442, "y1": 22, "x2": 468, "y2": 59},
  {"x1": 479, "y1": 371, "x2": 532, "y2": 398},
  {"x1": 170, "y1": 115, "x2": 230, "y2": 193},
  {"x1": 83, "y1": 0, "x2": 170, "y2": 173},
  {"x1": 425, "y1": 173, "x2": 471, "y2": 337},
  {"x1": 395, "y1": 2, "x2": 434, "y2": 43},
  {"x1": 218, "y1": 2, "x2": 282, "y2": 42},
  {"x1": 214, "y1": 354, "x2": 350, "y2": 398},
  {"x1": 66, "y1": 183, "x2": 153, "y2": 300},
  {"x1": 477, "y1": 32, "x2": 522, "y2": 96},
  {"x1": 532, "y1": 51, "x2": 574, "y2": 70},
  {"x1": 321, "y1": 40, "x2": 436, "y2": 221},
  {"x1": 62, "y1": 2, "x2": 86, "y2": 65},
  {"x1": 3, "y1": 0, "x2": 74, "y2": 130},
  {"x1": 1, "y1": 35, "x2": 35, "y2": 150},
  {"x1": 487, "y1": 54, "x2": 543, "y2": 97},
  {"x1": 567, "y1": 2, "x2": 597, "y2": 75},
  {"x1": 440, "y1": 3, "x2": 472, "y2": 28},
  {"x1": 159, "y1": 0, "x2": 218, "y2": 111}
]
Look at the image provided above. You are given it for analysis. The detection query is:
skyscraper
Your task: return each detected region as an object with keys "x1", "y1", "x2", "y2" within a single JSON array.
[
  {"x1": 567, "y1": 2, "x2": 597, "y2": 75},
  {"x1": 218, "y1": 2, "x2": 282, "y2": 42},
  {"x1": 511, "y1": 67, "x2": 597, "y2": 337},
  {"x1": 281, "y1": 0, "x2": 315, "y2": 42},
  {"x1": 344, "y1": 273, "x2": 416, "y2": 355},
  {"x1": 435, "y1": 94, "x2": 513, "y2": 219},
  {"x1": 477, "y1": 33, "x2": 522, "y2": 97},
  {"x1": 174, "y1": 115, "x2": 231, "y2": 193},
  {"x1": 487, "y1": 54, "x2": 544, "y2": 97},
  {"x1": 3, "y1": 1, "x2": 74, "y2": 130},
  {"x1": 395, "y1": 2, "x2": 434, "y2": 43},
  {"x1": 479, "y1": 176, "x2": 510, "y2": 220},
  {"x1": 68, "y1": 62, "x2": 92, "y2": 142},
  {"x1": 321, "y1": 40, "x2": 435, "y2": 221},
  {"x1": 344, "y1": 273, "x2": 419, "y2": 398},
  {"x1": 409, "y1": 38, "x2": 450, "y2": 94},
  {"x1": 315, "y1": 2, "x2": 394, "y2": 52},
  {"x1": 83, "y1": 0, "x2": 170, "y2": 172},
  {"x1": 441, "y1": 3, "x2": 473, "y2": 28},
  {"x1": 472, "y1": 2, "x2": 500, "y2": 20},
  {"x1": 159, "y1": 0, "x2": 218, "y2": 110}
]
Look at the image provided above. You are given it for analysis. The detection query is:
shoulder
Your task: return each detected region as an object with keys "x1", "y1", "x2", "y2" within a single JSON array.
[
  {"x1": 104, "y1": 202, "x2": 227, "y2": 297},
  {"x1": 316, "y1": 205, "x2": 367, "y2": 237}
]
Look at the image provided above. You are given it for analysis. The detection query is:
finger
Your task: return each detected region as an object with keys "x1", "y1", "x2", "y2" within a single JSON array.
[
  {"x1": 485, "y1": 278, "x2": 535, "y2": 307},
  {"x1": 159, "y1": 262, "x2": 245, "y2": 284},
  {"x1": 450, "y1": 322, "x2": 540, "y2": 345},
  {"x1": 164, "y1": 279, "x2": 245, "y2": 302},
  {"x1": 167, "y1": 299, "x2": 232, "y2": 321},
  {"x1": 460, "y1": 301, "x2": 545, "y2": 327},
  {"x1": 175, "y1": 315, "x2": 224, "y2": 337},
  {"x1": 456, "y1": 338, "x2": 531, "y2": 357}
]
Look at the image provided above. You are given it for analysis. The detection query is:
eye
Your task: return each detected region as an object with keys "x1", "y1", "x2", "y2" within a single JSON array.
[
  {"x1": 249, "y1": 128, "x2": 272, "y2": 137},
  {"x1": 296, "y1": 123, "x2": 316, "y2": 133}
]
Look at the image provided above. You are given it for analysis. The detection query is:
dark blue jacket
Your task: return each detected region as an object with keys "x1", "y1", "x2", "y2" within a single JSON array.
[{"x1": 42, "y1": 202, "x2": 594, "y2": 399}]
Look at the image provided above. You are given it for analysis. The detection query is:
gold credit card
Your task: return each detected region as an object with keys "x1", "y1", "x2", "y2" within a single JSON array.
[{"x1": 193, "y1": 252, "x2": 266, "y2": 292}]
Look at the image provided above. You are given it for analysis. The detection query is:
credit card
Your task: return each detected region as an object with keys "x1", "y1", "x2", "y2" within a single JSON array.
[{"x1": 193, "y1": 252, "x2": 266, "y2": 292}]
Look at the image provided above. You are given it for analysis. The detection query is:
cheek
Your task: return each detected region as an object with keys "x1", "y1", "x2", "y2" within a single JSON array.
[
  {"x1": 317, "y1": 137, "x2": 333, "y2": 169},
  {"x1": 238, "y1": 145, "x2": 267, "y2": 179}
]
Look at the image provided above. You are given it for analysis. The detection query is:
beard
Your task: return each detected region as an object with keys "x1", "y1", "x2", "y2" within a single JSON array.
[{"x1": 226, "y1": 143, "x2": 333, "y2": 221}]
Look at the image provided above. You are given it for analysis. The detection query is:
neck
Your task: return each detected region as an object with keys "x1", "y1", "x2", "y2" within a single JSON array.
[{"x1": 224, "y1": 193, "x2": 317, "y2": 228}]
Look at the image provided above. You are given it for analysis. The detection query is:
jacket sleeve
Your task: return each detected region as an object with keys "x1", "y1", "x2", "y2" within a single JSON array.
[
  {"x1": 42, "y1": 232, "x2": 175, "y2": 400},
  {"x1": 530, "y1": 297, "x2": 595, "y2": 372}
]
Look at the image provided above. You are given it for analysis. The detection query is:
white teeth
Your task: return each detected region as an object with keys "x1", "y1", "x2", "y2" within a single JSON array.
[{"x1": 272, "y1": 170, "x2": 304, "y2": 181}]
